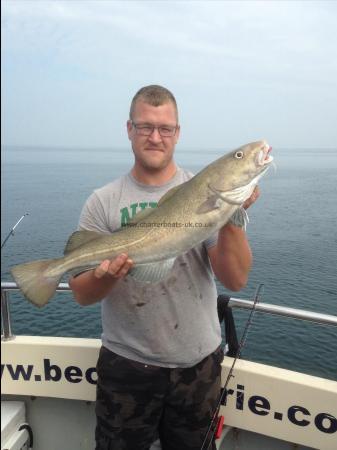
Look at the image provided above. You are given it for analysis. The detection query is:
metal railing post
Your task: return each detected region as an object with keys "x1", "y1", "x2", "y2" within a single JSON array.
[{"x1": 1, "y1": 288, "x2": 15, "y2": 341}]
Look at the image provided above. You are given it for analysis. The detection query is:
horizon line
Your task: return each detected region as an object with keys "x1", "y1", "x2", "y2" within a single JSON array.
[{"x1": 2, "y1": 144, "x2": 337, "y2": 151}]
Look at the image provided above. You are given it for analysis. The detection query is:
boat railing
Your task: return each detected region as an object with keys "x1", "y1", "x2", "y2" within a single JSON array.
[{"x1": 1, "y1": 281, "x2": 337, "y2": 341}]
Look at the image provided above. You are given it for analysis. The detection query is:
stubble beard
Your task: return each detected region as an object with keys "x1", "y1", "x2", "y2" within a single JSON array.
[{"x1": 133, "y1": 147, "x2": 174, "y2": 173}]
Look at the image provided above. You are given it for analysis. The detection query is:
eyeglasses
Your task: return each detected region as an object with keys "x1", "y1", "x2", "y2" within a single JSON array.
[{"x1": 131, "y1": 121, "x2": 178, "y2": 137}]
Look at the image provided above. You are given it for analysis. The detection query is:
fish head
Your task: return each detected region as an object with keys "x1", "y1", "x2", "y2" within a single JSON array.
[
  {"x1": 198, "y1": 140, "x2": 273, "y2": 209},
  {"x1": 211, "y1": 140, "x2": 273, "y2": 192}
]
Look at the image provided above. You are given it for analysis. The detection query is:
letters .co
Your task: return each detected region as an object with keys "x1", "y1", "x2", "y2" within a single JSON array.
[{"x1": 222, "y1": 383, "x2": 337, "y2": 435}]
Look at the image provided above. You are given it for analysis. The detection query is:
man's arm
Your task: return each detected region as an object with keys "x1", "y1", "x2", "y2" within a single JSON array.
[
  {"x1": 207, "y1": 186, "x2": 260, "y2": 291},
  {"x1": 207, "y1": 225, "x2": 252, "y2": 291},
  {"x1": 69, "y1": 254, "x2": 133, "y2": 306}
]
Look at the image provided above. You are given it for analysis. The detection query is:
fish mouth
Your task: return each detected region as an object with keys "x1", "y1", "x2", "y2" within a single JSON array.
[{"x1": 257, "y1": 143, "x2": 273, "y2": 167}]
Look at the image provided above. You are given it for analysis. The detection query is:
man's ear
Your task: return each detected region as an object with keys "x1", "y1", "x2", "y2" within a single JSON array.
[
  {"x1": 174, "y1": 125, "x2": 181, "y2": 144},
  {"x1": 126, "y1": 120, "x2": 133, "y2": 140}
]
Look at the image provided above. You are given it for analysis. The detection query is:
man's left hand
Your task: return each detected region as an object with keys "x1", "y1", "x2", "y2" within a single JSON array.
[{"x1": 243, "y1": 185, "x2": 260, "y2": 210}]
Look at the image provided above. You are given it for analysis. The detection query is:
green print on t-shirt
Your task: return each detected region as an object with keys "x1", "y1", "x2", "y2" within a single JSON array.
[{"x1": 120, "y1": 202, "x2": 158, "y2": 226}]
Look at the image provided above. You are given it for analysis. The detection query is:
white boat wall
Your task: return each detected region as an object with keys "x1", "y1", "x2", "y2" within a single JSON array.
[
  {"x1": 1, "y1": 335, "x2": 337, "y2": 450},
  {"x1": 1, "y1": 283, "x2": 337, "y2": 450}
]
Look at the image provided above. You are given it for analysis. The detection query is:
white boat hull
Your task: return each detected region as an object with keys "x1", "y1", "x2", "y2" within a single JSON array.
[{"x1": 1, "y1": 336, "x2": 336, "y2": 450}]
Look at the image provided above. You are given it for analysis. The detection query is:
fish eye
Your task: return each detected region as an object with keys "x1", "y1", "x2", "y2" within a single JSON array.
[{"x1": 234, "y1": 151, "x2": 244, "y2": 159}]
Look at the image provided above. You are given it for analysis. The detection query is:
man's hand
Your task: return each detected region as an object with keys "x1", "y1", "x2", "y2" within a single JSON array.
[
  {"x1": 243, "y1": 185, "x2": 260, "y2": 210},
  {"x1": 70, "y1": 253, "x2": 134, "y2": 305},
  {"x1": 94, "y1": 254, "x2": 134, "y2": 279}
]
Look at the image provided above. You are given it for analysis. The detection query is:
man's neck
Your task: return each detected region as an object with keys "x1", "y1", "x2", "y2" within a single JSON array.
[{"x1": 131, "y1": 162, "x2": 178, "y2": 186}]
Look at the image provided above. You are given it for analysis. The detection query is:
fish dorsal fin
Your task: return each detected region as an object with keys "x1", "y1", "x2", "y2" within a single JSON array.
[
  {"x1": 129, "y1": 208, "x2": 155, "y2": 225},
  {"x1": 128, "y1": 185, "x2": 182, "y2": 226},
  {"x1": 129, "y1": 185, "x2": 183, "y2": 225},
  {"x1": 64, "y1": 230, "x2": 103, "y2": 255},
  {"x1": 129, "y1": 258, "x2": 176, "y2": 283},
  {"x1": 157, "y1": 185, "x2": 182, "y2": 206}
]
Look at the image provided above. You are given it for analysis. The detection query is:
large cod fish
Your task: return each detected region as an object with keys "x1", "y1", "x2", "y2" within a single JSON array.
[{"x1": 11, "y1": 140, "x2": 273, "y2": 307}]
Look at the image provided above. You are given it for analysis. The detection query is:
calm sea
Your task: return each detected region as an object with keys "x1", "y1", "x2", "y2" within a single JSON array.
[{"x1": 1, "y1": 146, "x2": 337, "y2": 380}]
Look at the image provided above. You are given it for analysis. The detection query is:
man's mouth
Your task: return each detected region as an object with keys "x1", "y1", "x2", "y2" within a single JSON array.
[{"x1": 145, "y1": 148, "x2": 164, "y2": 152}]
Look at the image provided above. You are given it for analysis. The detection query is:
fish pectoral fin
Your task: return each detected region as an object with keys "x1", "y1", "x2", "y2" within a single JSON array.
[
  {"x1": 196, "y1": 195, "x2": 222, "y2": 214},
  {"x1": 64, "y1": 230, "x2": 103, "y2": 255},
  {"x1": 129, "y1": 258, "x2": 176, "y2": 283}
]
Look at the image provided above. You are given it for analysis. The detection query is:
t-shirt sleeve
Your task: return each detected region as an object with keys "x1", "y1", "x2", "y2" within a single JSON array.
[{"x1": 78, "y1": 192, "x2": 110, "y2": 233}]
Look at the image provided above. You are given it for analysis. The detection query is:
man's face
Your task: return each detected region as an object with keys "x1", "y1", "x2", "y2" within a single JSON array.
[{"x1": 127, "y1": 100, "x2": 180, "y2": 171}]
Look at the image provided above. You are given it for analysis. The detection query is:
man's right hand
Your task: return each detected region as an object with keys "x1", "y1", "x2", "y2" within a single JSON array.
[
  {"x1": 69, "y1": 253, "x2": 134, "y2": 306},
  {"x1": 94, "y1": 254, "x2": 134, "y2": 279}
]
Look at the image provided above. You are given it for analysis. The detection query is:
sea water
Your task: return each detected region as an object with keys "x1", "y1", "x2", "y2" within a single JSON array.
[{"x1": 1, "y1": 146, "x2": 337, "y2": 380}]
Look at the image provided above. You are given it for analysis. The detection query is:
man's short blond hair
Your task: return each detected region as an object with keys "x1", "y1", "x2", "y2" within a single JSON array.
[{"x1": 129, "y1": 85, "x2": 179, "y2": 123}]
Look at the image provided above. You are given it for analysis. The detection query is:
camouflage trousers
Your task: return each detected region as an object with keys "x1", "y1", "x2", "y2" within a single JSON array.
[{"x1": 95, "y1": 346, "x2": 224, "y2": 450}]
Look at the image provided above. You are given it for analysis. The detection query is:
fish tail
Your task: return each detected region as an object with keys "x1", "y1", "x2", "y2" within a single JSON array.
[{"x1": 11, "y1": 259, "x2": 63, "y2": 308}]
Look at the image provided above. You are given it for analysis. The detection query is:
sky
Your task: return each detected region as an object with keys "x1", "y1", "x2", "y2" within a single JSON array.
[{"x1": 1, "y1": 0, "x2": 337, "y2": 149}]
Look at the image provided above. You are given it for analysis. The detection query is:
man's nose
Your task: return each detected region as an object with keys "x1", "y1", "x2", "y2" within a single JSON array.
[{"x1": 148, "y1": 127, "x2": 162, "y2": 143}]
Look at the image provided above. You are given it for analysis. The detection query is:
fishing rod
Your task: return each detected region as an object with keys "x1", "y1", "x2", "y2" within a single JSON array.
[
  {"x1": 200, "y1": 283, "x2": 264, "y2": 450},
  {"x1": 1, "y1": 213, "x2": 29, "y2": 249}
]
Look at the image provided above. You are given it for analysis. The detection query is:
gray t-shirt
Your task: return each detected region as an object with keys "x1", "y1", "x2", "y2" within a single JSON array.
[{"x1": 79, "y1": 167, "x2": 221, "y2": 368}]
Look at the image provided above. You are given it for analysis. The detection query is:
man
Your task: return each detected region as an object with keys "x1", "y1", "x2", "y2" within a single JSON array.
[{"x1": 70, "y1": 85, "x2": 259, "y2": 450}]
